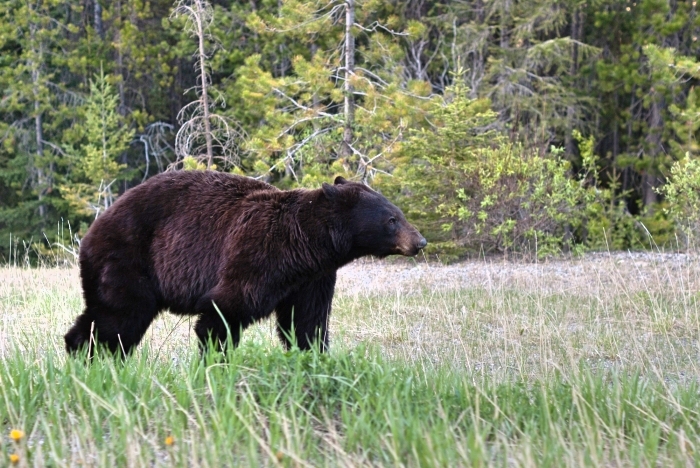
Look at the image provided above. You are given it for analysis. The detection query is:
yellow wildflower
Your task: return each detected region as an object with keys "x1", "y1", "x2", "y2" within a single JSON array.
[
  {"x1": 9, "y1": 429, "x2": 24, "y2": 442},
  {"x1": 164, "y1": 436, "x2": 174, "y2": 446},
  {"x1": 9, "y1": 453, "x2": 20, "y2": 464}
]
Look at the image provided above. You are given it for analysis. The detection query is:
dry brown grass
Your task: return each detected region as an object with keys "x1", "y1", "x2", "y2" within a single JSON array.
[
  {"x1": 2, "y1": 252, "x2": 699, "y2": 384},
  {"x1": 333, "y1": 253, "x2": 700, "y2": 383}
]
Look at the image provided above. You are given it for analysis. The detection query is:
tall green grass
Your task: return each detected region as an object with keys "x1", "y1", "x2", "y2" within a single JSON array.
[{"x1": 2, "y1": 344, "x2": 699, "y2": 467}]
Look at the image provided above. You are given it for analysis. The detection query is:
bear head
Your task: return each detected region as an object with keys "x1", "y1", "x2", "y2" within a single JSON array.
[{"x1": 322, "y1": 176, "x2": 427, "y2": 259}]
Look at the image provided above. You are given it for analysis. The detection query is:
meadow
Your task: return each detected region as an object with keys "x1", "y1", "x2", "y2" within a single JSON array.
[{"x1": 1, "y1": 253, "x2": 699, "y2": 467}]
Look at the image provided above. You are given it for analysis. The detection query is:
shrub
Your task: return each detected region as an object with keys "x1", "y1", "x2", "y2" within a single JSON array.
[
  {"x1": 379, "y1": 83, "x2": 592, "y2": 259},
  {"x1": 660, "y1": 153, "x2": 700, "y2": 246}
]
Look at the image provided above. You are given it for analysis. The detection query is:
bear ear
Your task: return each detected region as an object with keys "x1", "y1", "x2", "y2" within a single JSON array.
[
  {"x1": 322, "y1": 182, "x2": 340, "y2": 201},
  {"x1": 334, "y1": 176, "x2": 348, "y2": 185}
]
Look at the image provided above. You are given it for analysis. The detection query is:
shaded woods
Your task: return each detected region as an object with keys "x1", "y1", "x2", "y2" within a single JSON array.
[{"x1": 0, "y1": 0, "x2": 698, "y2": 260}]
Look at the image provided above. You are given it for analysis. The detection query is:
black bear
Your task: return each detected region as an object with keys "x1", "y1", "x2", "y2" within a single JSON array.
[{"x1": 64, "y1": 171, "x2": 426, "y2": 356}]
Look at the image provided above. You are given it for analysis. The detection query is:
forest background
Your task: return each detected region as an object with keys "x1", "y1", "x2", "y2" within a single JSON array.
[{"x1": 0, "y1": 0, "x2": 698, "y2": 262}]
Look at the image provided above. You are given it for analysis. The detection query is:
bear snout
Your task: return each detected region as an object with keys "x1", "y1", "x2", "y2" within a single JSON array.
[{"x1": 397, "y1": 231, "x2": 427, "y2": 256}]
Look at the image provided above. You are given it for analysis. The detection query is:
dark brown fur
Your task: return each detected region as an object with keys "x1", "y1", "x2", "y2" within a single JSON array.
[{"x1": 64, "y1": 171, "x2": 426, "y2": 356}]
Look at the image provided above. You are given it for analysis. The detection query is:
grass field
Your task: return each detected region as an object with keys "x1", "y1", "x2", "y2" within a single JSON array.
[{"x1": 1, "y1": 254, "x2": 700, "y2": 467}]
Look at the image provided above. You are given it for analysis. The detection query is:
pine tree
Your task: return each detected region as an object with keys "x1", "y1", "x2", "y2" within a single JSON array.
[
  {"x1": 644, "y1": 45, "x2": 700, "y2": 160},
  {"x1": 61, "y1": 70, "x2": 133, "y2": 218},
  {"x1": 383, "y1": 76, "x2": 592, "y2": 257},
  {"x1": 592, "y1": 0, "x2": 695, "y2": 212},
  {"x1": 0, "y1": 0, "x2": 78, "y2": 254},
  {"x1": 448, "y1": 0, "x2": 599, "y2": 155},
  {"x1": 235, "y1": 0, "x2": 434, "y2": 186}
]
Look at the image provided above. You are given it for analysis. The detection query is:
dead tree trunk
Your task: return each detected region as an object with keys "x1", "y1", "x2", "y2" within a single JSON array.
[
  {"x1": 341, "y1": 0, "x2": 355, "y2": 164},
  {"x1": 194, "y1": 0, "x2": 214, "y2": 169}
]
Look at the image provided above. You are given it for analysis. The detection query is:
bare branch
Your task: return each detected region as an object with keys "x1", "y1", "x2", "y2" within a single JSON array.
[
  {"x1": 171, "y1": 0, "x2": 244, "y2": 170},
  {"x1": 287, "y1": 126, "x2": 337, "y2": 159},
  {"x1": 40, "y1": 139, "x2": 69, "y2": 157},
  {"x1": 134, "y1": 122, "x2": 175, "y2": 178},
  {"x1": 353, "y1": 21, "x2": 409, "y2": 36},
  {"x1": 266, "y1": 3, "x2": 343, "y2": 33},
  {"x1": 272, "y1": 88, "x2": 338, "y2": 119}
]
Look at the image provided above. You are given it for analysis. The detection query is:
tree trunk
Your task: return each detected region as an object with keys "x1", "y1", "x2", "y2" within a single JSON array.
[
  {"x1": 115, "y1": 0, "x2": 126, "y2": 116},
  {"x1": 643, "y1": 95, "x2": 664, "y2": 211},
  {"x1": 114, "y1": 0, "x2": 129, "y2": 192},
  {"x1": 311, "y1": 41, "x2": 320, "y2": 122},
  {"x1": 33, "y1": 73, "x2": 46, "y2": 222},
  {"x1": 195, "y1": 0, "x2": 214, "y2": 170},
  {"x1": 468, "y1": 0, "x2": 486, "y2": 99},
  {"x1": 500, "y1": 0, "x2": 510, "y2": 49},
  {"x1": 475, "y1": 0, "x2": 484, "y2": 23},
  {"x1": 341, "y1": 0, "x2": 355, "y2": 163},
  {"x1": 30, "y1": 23, "x2": 47, "y2": 225},
  {"x1": 94, "y1": 0, "x2": 104, "y2": 39},
  {"x1": 275, "y1": 0, "x2": 289, "y2": 77},
  {"x1": 250, "y1": 0, "x2": 260, "y2": 54},
  {"x1": 565, "y1": 9, "x2": 581, "y2": 158}
]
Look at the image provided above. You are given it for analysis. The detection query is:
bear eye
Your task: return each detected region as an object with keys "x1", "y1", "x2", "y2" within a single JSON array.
[{"x1": 388, "y1": 217, "x2": 396, "y2": 225}]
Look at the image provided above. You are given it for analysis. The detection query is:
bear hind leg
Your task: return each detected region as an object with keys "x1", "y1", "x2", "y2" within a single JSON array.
[
  {"x1": 67, "y1": 261, "x2": 161, "y2": 357},
  {"x1": 65, "y1": 299, "x2": 159, "y2": 357}
]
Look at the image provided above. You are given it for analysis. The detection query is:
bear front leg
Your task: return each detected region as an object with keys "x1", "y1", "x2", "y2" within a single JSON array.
[
  {"x1": 194, "y1": 293, "x2": 253, "y2": 354},
  {"x1": 275, "y1": 273, "x2": 336, "y2": 352}
]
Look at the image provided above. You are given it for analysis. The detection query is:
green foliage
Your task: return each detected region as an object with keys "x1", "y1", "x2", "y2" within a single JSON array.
[
  {"x1": 61, "y1": 70, "x2": 133, "y2": 219},
  {"x1": 0, "y1": 0, "x2": 80, "y2": 258},
  {"x1": 592, "y1": 1, "x2": 697, "y2": 210},
  {"x1": 2, "y1": 341, "x2": 700, "y2": 465},
  {"x1": 669, "y1": 85, "x2": 700, "y2": 159},
  {"x1": 574, "y1": 130, "x2": 639, "y2": 251},
  {"x1": 181, "y1": 155, "x2": 213, "y2": 171},
  {"x1": 234, "y1": 0, "x2": 434, "y2": 186},
  {"x1": 645, "y1": 45, "x2": 700, "y2": 161},
  {"x1": 382, "y1": 81, "x2": 591, "y2": 258},
  {"x1": 661, "y1": 154, "x2": 700, "y2": 244},
  {"x1": 569, "y1": 130, "x2": 676, "y2": 251},
  {"x1": 0, "y1": 0, "x2": 699, "y2": 256}
]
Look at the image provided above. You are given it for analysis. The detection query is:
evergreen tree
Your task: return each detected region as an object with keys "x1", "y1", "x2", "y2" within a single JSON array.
[
  {"x1": 381, "y1": 76, "x2": 592, "y2": 257},
  {"x1": 592, "y1": 0, "x2": 696, "y2": 212},
  {"x1": 61, "y1": 70, "x2": 134, "y2": 219},
  {"x1": 447, "y1": 0, "x2": 599, "y2": 155},
  {"x1": 0, "y1": 0, "x2": 78, "y2": 256},
  {"x1": 235, "y1": 0, "x2": 434, "y2": 186},
  {"x1": 645, "y1": 44, "x2": 700, "y2": 160}
]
